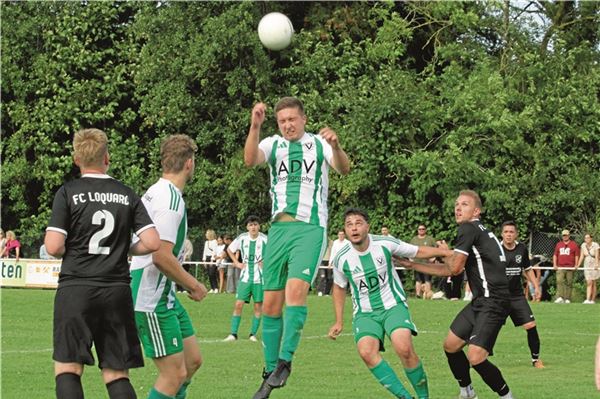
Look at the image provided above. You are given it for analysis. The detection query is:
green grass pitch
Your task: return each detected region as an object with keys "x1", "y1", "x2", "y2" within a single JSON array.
[{"x1": 2, "y1": 288, "x2": 598, "y2": 398}]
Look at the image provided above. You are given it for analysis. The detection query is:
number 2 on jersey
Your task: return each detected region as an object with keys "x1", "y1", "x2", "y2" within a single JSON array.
[{"x1": 89, "y1": 210, "x2": 115, "y2": 255}]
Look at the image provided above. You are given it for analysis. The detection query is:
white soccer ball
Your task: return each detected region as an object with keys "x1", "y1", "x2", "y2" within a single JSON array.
[{"x1": 258, "y1": 12, "x2": 294, "y2": 51}]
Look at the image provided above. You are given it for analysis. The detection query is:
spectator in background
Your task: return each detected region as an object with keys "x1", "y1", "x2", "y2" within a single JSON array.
[
  {"x1": 318, "y1": 230, "x2": 348, "y2": 296},
  {"x1": 214, "y1": 235, "x2": 226, "y2": 293},
  {"x1": 577, "y1": 233, "x2": 599, "y2": 304},
  {"x1": 183, "y1": 238, "x2": 194, "y2": 262},
  {"x1": 553, "y1": 229, "x2": 580, "y2": 304},
  {"x1": 40, "y1": 244, "x2": 57, "y2": 260},
  {"x1": 2, "y1": 230, "x2": 21, "y2": 261},
  {"x1": 410, "y1": 224, "x2": 436, "y2": 299},
  {"x1": 223, "y1": 234, "x2": 240, "y2": 293},
  {"x1": 177, "y1": 238, "x2": 195, "y2": 293},
  {"x1": 0, "y1": 229, "x2": 6, "y2": 256},
  {"x1": 203, "y1": 229, "x2": 219, "y2": 293}
]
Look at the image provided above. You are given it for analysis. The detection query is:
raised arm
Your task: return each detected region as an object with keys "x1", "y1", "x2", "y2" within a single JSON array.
[
  {"x1": 319, "y1": 127, "x2": 350, "y2": 175},
  {"x1": 244, "y1": 102, "x2": 267, "y2": 167}
]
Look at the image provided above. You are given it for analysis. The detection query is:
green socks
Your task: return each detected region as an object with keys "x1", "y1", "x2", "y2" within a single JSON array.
[
  {"x1": 148, "y1": 387, "x2": 174, "y2": 399},
  {"x1": 175, "y1": 380, "x2": 191, "y2": 399},
  {"x1": 251, "y1": 315, "x2": 261, "y2": 336},
  {"x1": 370, "y1": 360, "x2": 412, "y2": 399},
  {"x1": 262, "y1": 314, "x2": 283, "y2": 372},
  {"x1": 279, "y1": 305, "x2": 307, "y2": 362},
  {"x1": 230, "y1": 315, "x2": 241, "y2": 335},
  {"x1": 405, "y1": 361, "x2": 429, "y2": 399}
]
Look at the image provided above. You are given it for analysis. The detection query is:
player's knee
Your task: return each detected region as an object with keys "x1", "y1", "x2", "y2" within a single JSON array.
[
  {"x1": 187, "y1": 353, "x2": 202, "y2": 375},
  {"x1": 393, "y1": 342, "x2": 414, "y2": 361},
  {"x1": 357, "y1": 346, "x2": 379, "y2": 367},
  {"x1": 467, "y1": 348, "x2": 488, "y2": 365},
  {"x1": 523, "y1": 321, "x2": 536, "y2": 330},
  {"x1": 443, "y1": 338, "x2": 461, "y2": 353}
]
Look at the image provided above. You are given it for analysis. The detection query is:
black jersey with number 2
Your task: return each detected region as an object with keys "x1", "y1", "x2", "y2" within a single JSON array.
[
  {"x1": 503, "y1": 241, "x2": 531, "y2": 296},
  {"x1": 47, "y1": 174, "x2": 154, "y2": 287},
  {"x1": 453, "y1": 220, "x2": 509, "y2": 300}
]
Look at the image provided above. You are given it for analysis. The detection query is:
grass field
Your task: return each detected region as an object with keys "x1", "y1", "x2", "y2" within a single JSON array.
[{"x1": 2, "y1": 288, "x2": 599, "y2": 399}]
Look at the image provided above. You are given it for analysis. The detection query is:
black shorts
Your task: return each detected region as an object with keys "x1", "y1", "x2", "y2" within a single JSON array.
[
  {"x1": 508, "y1": 295, "x2": 535, "y2": 327},
  {"x1": 414, "y1": 271, "x2": 431, "y2": 284},
  {"x1": 450, "y1": 297, "x2": 509, "y2": 355},
  {"x1": 53, "y1": 285, "x2": 144, "y2": 370}
]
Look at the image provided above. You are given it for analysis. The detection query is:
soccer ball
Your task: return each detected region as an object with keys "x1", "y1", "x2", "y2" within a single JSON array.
[{"x1": 258, "y1": 12, "x2": 294, "y2": 51}]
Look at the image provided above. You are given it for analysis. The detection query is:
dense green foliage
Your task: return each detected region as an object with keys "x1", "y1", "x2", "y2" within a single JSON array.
[
  {"x1": 2, "y1": 1, "x2": 599, "y2": 252},
  {"x1": 2, "y1": 288, "x2": 599, "y2": 398}
]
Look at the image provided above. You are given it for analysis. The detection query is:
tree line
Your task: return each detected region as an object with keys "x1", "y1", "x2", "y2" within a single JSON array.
[{"x1": 2, "y1": 1, "x2": 599, "y2": 253}]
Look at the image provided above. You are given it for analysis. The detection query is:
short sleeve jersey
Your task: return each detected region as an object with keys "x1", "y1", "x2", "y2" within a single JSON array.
[
  {"x1": 332, "y1": 234, "x2": 418, "y2": 315},
  {"x1": 130, "y1": 178, "x2": 187, "y2": 312},
  {"x1": 258, "y1": 133, "x2": 334, "y2": 227},
  {"x1": 503, "y1": 241, "x2": 531, "y2": 296},
  {"x1": 554, "y1": 240, "x2": 580, "y2": 267},
  {"x1": 409, "y1": 235, "x2": 437, "y2": 264},
  {"x1": 229, "y1": 232, "x2": 268, "y2": 284},
  {"x1": 46, "y1": 174, "x2": 154, "y2": 287},
  {"x1": 453, "y1": 220, "x2": 509, "y2": 299}
]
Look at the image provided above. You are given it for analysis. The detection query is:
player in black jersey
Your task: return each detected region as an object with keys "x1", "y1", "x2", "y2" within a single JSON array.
[
  {"x1": 45, "y1": 128, "x2": 160, "y2": 399},
  {"x1": 501, "y1": 221, "x2": 545, "y2": 369},
  {"x1": 400, "y1": 190, "x2": 514, "y2": 399}
]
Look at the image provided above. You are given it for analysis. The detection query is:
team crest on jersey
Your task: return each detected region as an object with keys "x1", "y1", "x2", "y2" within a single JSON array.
[{"x1": 515, "y1": 255, "x2": 522, "y2": 263}]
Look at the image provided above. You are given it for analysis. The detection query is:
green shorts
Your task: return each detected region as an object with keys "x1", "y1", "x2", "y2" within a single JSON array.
[
  {"x1": 353, "y1": 304, "x2": 417, "y2": 350},
  {"x1": 135, "y1": 298, "x2": 195, "y2": 359},
  {"x1": 236, "y1": 280, "x2": 264, "y2": 303},
  {"x1": 262, "y1": 221, "x2": 327, "y2": 290}
]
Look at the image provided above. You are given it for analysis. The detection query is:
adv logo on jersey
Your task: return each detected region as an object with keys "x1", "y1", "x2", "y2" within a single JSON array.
[{"x1": 358, "y1": 272, "x2": 387, "y2": 293}]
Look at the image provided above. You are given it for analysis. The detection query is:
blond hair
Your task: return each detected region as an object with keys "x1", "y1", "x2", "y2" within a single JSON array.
[
  {"x1": 459, "y1": 189, "x2": 483, "y2": 209},
  {"x1": 6, "y1": 230, "x2": 16, "y2": 240},
  {"x1": 160, "y1": 134, "x2": 198, "y2": 173},
  {"x1": 205, "y1": 229, "x2": 217, "y2": 240},
  {"x1": 73, "y1": 128, "x2": 108, "y2": 168}
]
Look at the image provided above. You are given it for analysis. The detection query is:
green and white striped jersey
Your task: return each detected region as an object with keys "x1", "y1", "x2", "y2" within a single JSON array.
[
  {"x1": 258, "y1": 132, "x2": 334, "y2": 228},
  {"x1": 332, "y1": 234, "x2": 418, "y2": 315},
  {"x1": 130, "y1": 178, "x2": 187, "y2": 312},
  {"x1": 229, "y1": 232, "x2": 268, "y2": 284}
]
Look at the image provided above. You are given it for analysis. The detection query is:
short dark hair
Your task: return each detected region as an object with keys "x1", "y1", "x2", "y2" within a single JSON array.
[
  {"x1": 501, "y1": 220, "x2": 517, "y2": 230},
  {"x1": 343, "y1": 207, "x2": 370, "y2": 223},
  {"x1": 275, "y1": 97, "x2": 304, "y2": 114},
  {"x1": 223, "y1": 234, "x2": 232, "y2": 240},
  {"x1": 245, "y1": 215, "x2": 260, "y2": 225}
]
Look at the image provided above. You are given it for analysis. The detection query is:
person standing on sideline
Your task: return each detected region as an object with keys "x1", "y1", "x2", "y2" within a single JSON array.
[
  {"x1": 328, "y1": 208, "x2": 453, "y2": 399},
  {"x1": 223, "y1": 216, "x2": 268, "y2": 342},
  {"x1": 130, "y1": 134, "x2": 208, "y2": 399},
  {"x1": 214, "y1": 235, "x2": 227, "y2": 293},
  {"x1": 244, "y1": 97, "x2": 350, "y2": 399},
  {"x1": 501, "y1": 221, "x2": 545, "y2": 368},
  {"x1": 400, "y1": 190, "x2": 515, "y2": 399},
  {"x1": 45, "y1": 128, "x2": 160, "y2": 399},
  {"x1": 577, "y1": 233, "x2": 599, "y2": 304},
  {"x1": 202, "y1": 229, "x2": 219, "y2": 293},
  {"x1": 177, "y1": 238, "x2": 194, "y2": 293},
  {"x1": 318, "y1": 230, "x2": 348, "y2": 296},
  {"x1": 223, "y1": 234, "x2": 240, "y2": 293},
  {"x1": 409, "y1": 224, "x2": 436, "y2": 299},
  {"x1": 553, "y1": 229, "x2": 580, "y2": 304}
]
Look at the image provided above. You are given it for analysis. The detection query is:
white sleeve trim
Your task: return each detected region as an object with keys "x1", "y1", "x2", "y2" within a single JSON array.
[
  {"x1": 135, "y1": 224, "x2": 155, "y2": 236},
  {"x1": 46, "y1": 226, "x2": 68, "y2": 237}
]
